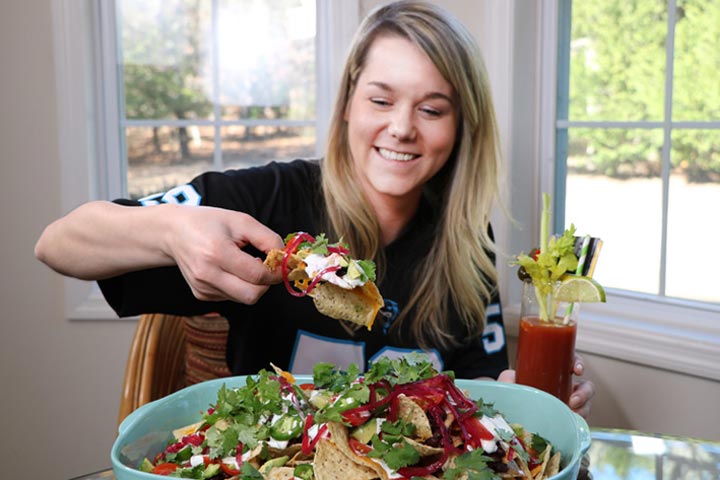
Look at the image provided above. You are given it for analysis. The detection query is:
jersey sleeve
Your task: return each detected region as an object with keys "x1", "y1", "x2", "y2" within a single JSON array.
[{"x1": 98, "y1": 160, "x2": 318, "y2": 317}]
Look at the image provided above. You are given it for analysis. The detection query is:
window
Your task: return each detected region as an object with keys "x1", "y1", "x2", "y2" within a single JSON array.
[
  {"x1": 555, "y1": 0, "x2": 720, "y2": 305},
  {"x1": 532, "y1": 0, "x2": 720, "y2": 381},
  {"x1": 53, "y1": 0, "x2": 358, "y2": 319},
  {"x1": 117, "y1": 0, "x2": 318, "y2": 200}
]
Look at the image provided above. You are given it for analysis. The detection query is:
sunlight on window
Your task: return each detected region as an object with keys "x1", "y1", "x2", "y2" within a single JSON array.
[
  {"x1": 560, "y1": 0, "x2": 720, "y2": 305},
  {"x1": 118, "y1": 0, "x2": 317, "y2": 200}
]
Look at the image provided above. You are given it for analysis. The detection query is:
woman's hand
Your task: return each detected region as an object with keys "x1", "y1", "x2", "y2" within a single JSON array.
[
  {"x1": 497, "y1": 354, "x2": 595, "y2": 419},
  {"x1": 568, "y1": 355, "x2": 595, "y2": 419},
  {"x1": 164, "y1": 205, "x2": 285, "y2": 305}
]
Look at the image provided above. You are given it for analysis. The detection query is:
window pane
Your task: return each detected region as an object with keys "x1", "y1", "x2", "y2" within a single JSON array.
[
  {"x1": 217, "y1": 0, "x2": 316, "y2": 121},
  {"x1": 221, "y1": 125, "x2": 315, "y2": 170},
  {"x1": 120, "y1": 0, "x2": 214, "y2": 121},
  {"x1": 666, "y1": 130, "x2": 720, "y2": 302},
  {"x1": 673, "y1": 0, "x2": 720, "y2": 121},
  {"x1": 126, "y1": 126, "x2": 214, "y2": 200},
  {"x1": 567, "y1": 1, "x2": 666, "y2": 122},
  {"x1": 564, "y1": 128, "x2": 664, "y2": 294}
]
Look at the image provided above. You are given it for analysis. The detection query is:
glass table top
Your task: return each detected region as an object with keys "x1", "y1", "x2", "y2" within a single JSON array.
[
  {"x1": 70, "y1": 428, "x2": 720, "y2": 479},
  {"x1": 588, "y1": 428, "x2": 720, "y2": 479}
]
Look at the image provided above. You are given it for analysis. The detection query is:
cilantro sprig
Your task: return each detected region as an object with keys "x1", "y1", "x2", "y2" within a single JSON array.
[
  {"x1": 364, "y1": 352, "x2": 438, "y2": 386},
  {"x1": 443, "y1": 449, "x2": 497, "y2": 480},
  {"x1": 366, "y1": 421, "x2": 422, "y2": 469}
]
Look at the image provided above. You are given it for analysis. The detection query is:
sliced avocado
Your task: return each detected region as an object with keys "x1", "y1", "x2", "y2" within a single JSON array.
[
  {"x1": 202, "y1": 463, "x2": 221, "y2": 478},
  {"x1": 351, "y1": 418, "x2": 378, "y2": 444},
  {"x1": 259, "y1": 455, "x2": 289, "y2": 475},
  {"x1": 308, "y1": 390, "x2": 333, "y2": 409},
  {"x1": 138, "y1": 458, "x2": 154, "y2": 473},
  {"x1": 345, "y1": 261, "x2": 363, "y2": 280}
]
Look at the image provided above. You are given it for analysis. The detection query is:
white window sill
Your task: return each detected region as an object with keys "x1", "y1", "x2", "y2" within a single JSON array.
[
  {"x1": 65, "y1": 279, "x2": 136, "y2": 321},
  {"x1": 503, "y1": 291, "x2": 720, "y2": 382}
]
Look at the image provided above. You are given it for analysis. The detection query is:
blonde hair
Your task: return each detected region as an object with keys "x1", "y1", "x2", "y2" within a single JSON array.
[{"x1": 321, "y1": 0, "x2": 501, "y2": 349}]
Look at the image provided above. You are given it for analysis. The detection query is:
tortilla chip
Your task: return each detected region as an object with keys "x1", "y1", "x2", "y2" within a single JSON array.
[
  {"x1": 326, "y1": 422, "x2": 389, "y2": 480},
  {"x1": 396, "y1": 394, "x2": 433, "y2": 440},
  {"x1": 309, "y1": 281, "x2": 383, "y2": 329},
  {"x1": 498, "y1": 460, "x2": 524, "y2": 478},
  {"x1": 314, "y1": 437, "x2": 379, "y2": 480},
  {"x1": 532, "y1": 445, "x2": 552, "y2": 480},
  {"x1": 546, "y1": 451, "x2": 562, "y2": 477},
  {"x1": 515, "y1": 454, "x2": 534, "y2": 478},
  {"x1": 266, "y1": 443, "x2": 303, "y2": 459},
  {"x1": 403, "y1": 437, "x2": 444, "y2": 457},
  {"x1": 264, "y1": 249, "x2": 298, "y2": 271},
  {"x1": 266, "y1": 467, "x2": 297, "y2": 480}
]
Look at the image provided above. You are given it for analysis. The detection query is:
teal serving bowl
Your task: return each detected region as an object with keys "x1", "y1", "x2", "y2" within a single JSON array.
[{"x1": 112, "y1": 376, "x2": 590, "y2": 480}]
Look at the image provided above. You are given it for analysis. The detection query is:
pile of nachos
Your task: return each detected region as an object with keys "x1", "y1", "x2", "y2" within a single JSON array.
[{"x1": 137, "y1": 355, "x2": 562, "y2": 479}]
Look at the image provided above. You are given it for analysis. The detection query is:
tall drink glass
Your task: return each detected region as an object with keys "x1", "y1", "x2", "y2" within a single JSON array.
[{"x1": 515, "y1": 279, "x2": 578, "y2": 404}]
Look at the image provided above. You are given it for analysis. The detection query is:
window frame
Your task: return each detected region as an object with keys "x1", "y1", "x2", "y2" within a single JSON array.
[
  {"x1": 530, "y1": 0, "x2": 720, "y2": 381},
  {"x1": 52, "y1": 0, "x2": 359, "y2": 321}
]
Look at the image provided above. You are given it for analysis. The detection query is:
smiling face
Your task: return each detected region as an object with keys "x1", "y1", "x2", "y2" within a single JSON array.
[{"x1": 345, "y1": 34, "x2": 459, "y2": 209}]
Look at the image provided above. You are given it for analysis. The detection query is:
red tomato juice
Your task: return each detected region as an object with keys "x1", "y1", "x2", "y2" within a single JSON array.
[{"x1": 515, "y1": 316, "x2": 577, "y2": 404}]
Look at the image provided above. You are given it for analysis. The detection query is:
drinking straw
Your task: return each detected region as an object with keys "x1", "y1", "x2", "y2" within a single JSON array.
[
  {"x1": 537, "y1": 193, "x2": 551, "y2": 322},
  {"x1": 540, "y1": 193, "x2": 550, "y2": 254},
  {"x1": 563, "y1": 234, "x2": 591, "y2": 324}
]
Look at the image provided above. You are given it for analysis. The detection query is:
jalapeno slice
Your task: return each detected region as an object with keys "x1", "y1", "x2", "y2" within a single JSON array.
[
  {"x1": 293, "y1": 464, "x2": 314, "y2": 480},
  {"x1": 269, "y1": 413, "x2": 303, "y2": 441}
]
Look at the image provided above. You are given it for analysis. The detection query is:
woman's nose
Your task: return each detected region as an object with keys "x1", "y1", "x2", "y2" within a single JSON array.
[{"x1": 388, "y1": 108, "x2": 416, "y2": 141}]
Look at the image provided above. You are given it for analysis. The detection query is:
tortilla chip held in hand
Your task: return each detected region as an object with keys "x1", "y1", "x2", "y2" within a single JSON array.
[{"x1": 264, "y1": 232, "x2": 384, "y2": 329}]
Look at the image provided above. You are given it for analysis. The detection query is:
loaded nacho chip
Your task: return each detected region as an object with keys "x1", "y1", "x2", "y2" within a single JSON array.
[{"x1": 264, "y1": 232, "x2": 383, "y2": 329}]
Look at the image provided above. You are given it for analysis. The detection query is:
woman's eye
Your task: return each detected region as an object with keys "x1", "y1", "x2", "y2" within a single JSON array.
[
  {"x1": 370, "y1": 98, "x2": 391, "y2": 107},
  {"x1": 420, "y1": 107, "x2": 442, "y2": 117}
]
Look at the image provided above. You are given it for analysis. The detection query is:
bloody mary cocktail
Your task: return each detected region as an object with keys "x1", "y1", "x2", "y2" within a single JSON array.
[{"x1": 515, "y1": 316, "x2": 577, "y2": 403}]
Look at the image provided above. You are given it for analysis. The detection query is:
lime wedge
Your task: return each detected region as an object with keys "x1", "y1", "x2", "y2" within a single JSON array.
[{"x1": 555, "y1": 275, "x2": 606, "y2": 303}]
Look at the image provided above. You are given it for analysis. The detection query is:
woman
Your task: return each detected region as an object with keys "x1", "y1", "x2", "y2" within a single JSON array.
[{"x1": 35, "y1": 1, "x2": 593, "y2": 416}]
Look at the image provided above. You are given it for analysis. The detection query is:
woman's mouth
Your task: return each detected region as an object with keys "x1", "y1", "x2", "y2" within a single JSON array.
[{"x1": 377, "y1": 147, "x2": 419, "y2": 162}]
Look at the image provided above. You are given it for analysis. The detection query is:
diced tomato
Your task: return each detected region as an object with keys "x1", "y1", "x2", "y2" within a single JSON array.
[
  {"x1": 341, "y1": 408, "x2": 371, "y2": 427},
  {"x1": 153, "y1": 451, "x2": 165, "y2": 464},
  {"x1": 151, "y1": 463, "x2": 178, "y2": 475},
  {"x1": 348, "y1": 438, "x2": 372, "y2": 455},
  {"x1": 299, "y1": 383, "x2": 315, "y2": 391},
  {"x1": 407, "y1": 391, "x2": 444, "y2": 409},
  {"x1": 220, "y1": 462, "x2": 241, "y2": 476}
]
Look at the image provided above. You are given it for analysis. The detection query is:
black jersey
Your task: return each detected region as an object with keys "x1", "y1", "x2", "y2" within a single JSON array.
[{"x1": 99, "y1": 160, "x2": 508, "y2": 378}]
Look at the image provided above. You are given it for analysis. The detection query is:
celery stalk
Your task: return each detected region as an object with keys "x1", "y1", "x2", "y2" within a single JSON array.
[{"x1": 537, "y1": 193, "x2": 551, "y2": 322}]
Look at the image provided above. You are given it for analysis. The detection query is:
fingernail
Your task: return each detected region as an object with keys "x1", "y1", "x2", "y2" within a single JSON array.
[
  {"x1": 570, "y1": 395, "x2": 580, "y2": 407},
  {"x1": 575, "y1": 362, "x2": 584, "y2": 374}
]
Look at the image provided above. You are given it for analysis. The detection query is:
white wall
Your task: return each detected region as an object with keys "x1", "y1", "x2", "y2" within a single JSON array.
[
  {"x1": 0, "y1": 2, "x2": 136, "y2": 478},
  {"x1": 1, "y1": 1, "x2": 718, "y2": 479}
]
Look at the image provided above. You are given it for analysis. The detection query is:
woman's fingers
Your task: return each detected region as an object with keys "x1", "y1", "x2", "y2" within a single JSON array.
[
  {"x1": 573, "y1": 353, "x2": 585, "y2": 376},
  {"x1": 497, "y1": 369, "x2": 516, "y2": 383},
  {"x1": 167, "y1": 207, "x2": 285, "y2": 304},
  {"x1": 229, "y1": 212, "x2": 286, "y2": 254},
  {"x1": 569, "y1": 378, "x2": 595, "y2": 419}
]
